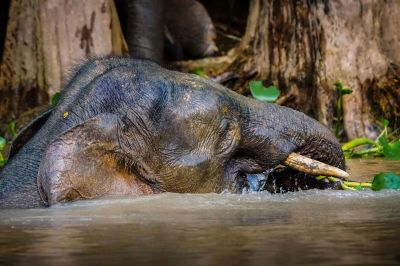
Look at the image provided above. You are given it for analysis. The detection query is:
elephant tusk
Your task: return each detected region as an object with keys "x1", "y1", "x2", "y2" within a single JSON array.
[{"x1": 283, "y1": 153, "x2": 350, "y2": 180}]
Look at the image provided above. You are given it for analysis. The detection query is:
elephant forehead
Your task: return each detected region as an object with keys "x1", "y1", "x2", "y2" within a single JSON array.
[{"x1": 170, "y1": 89, "x2": 221, "y2": 119}]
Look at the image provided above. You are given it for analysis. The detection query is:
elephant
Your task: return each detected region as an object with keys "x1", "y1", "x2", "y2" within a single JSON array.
[
  {"x1": 0, "y1": 57, "x2": 345, "y2": 208},
  {"x1": 115, "y1": 0, "x2": 217, "y2": 62}
]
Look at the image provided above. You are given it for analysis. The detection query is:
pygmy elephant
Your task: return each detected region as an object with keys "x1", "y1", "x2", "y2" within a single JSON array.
[
  {"x1": 115, "y1": 0, "x2": 217, "y2": 61},
  {"x1": 0, "y1": 58, "x2": 345, "y2": 208}
]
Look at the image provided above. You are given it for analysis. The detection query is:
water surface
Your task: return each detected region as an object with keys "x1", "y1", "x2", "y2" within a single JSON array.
[{"x1": 0, "y1": 159, "x2": 399, "y2": 265}]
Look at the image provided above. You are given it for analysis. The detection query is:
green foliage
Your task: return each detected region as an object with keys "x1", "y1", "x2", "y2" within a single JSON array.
[
  {"x1": 378, "y1": 135, "x2": 400, "y2": 160},
  {"x1": 353, "y1": 185, "x2": 363, "y2": 191},
  {"x1": 342, "y1": 118, "x2": 400, "y2": 159},
  {"x1": 379, "y1": 116, "x2": 389, "y2": 128},
  {"x1": 0, "y1": 154, "x2": 5, "y2": 167},
  {"x1": 0, "y1": 136, "x2": 6, "y2": 167},
  {"x1": 51, "y1": 92, "x2": 61, "y2": 107},
  {"x1": 316, "y1": 172, "x2": 400, "y2": 192},
  {"x1": 0, "y1": 136, "x2": 5, "y2": 152},
  {"x1": 190, "y1": 68, "x2": 208, "y2": 78},
  {"x1": 8, "y1": 121, "x2": 17, "y2": 138},
  {"x1": 317, "y1": 175, "x2": 372, "y2": 191},
  {"x1": 334, "y1": 82, "x2": 353, "y2": 139},
  {"x1": 371, "y1": 172, "x2": 400, "y2": 191},
  {"x1": 249, "y1": 81, "x2": 280, "y2": 102}
]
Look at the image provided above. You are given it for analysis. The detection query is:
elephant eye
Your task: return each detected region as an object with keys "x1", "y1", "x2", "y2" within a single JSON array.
[{"x1": 216, "y1": 118, "x2": 240, "y2": 157}]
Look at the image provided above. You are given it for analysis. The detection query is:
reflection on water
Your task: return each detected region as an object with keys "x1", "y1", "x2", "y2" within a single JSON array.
[{"x1": 0, "y1": 159, "x2": 400, "y2": 265}]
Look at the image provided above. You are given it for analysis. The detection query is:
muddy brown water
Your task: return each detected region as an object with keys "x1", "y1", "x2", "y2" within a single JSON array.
[{"x1": 0, "y1": 159, "x2": 399, "y2": 265}]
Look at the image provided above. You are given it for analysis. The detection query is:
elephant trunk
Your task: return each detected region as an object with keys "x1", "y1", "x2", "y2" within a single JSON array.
[{"x1": 237, "y1": 101, "x2": 345, "y2": 180}]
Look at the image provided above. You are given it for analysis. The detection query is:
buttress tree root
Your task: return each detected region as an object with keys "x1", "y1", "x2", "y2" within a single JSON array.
[{"x1": 175, "y1": 0, "x2": 400, "y2": 140}]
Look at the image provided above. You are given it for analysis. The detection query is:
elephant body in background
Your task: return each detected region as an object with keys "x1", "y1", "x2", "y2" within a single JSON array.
[
  {"x1": 114, "y1": 0, "x2": 217, "y2": 61},
  {"x1": 0, "y1": 58, "x2": 344, "y2": 208}
]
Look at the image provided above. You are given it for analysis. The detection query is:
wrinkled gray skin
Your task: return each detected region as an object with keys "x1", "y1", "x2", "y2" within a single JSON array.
[
  {"x1": 115, "y1": 0, "x2": 217, "y2": 61},
  {"x1": 0, "y1": 58, "x2": 344, "y2": 208},
  {"x1": 163, "y1": 0, "x2": 217, "y2": 59},
  {"x1": 115, "y1": 0, "x2": 165, "y2": 62}
]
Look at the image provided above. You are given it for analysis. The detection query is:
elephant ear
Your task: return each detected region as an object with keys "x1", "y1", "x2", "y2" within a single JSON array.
[
  {"x1": 216, "y1": 118, "x2": 241, "y2": 157},
  {"x1": 37, "y1": 113, "x2": 153, "y2": 206},
  {"x1": 8, "y1": 107, "x2": 53, "y2": 159}
]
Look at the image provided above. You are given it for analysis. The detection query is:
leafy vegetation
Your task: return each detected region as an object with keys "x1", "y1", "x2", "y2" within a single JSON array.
[
  {"x1": 8, "y1": 121, "x2": 17, "y2": 138},
  {"x1": 333, "y1": 82, "x2": 353, "y2": 139},
  {"x1": 318, "y1": 171, "x2": 400, "y2": 191},
  {"x1": 51, "y1": 92, "x2": 61, "y2": 107},
  {"x1": 0, "y1": 121, "x2": 18, "y2": 167},
  {"x1": 190, "y1": 68, "x2": 208, "y2": 78},
  {"x1": 342, "y1": 118, "x2": 400, "y2": 159},
  {"x1": 247, "y1": 80, "x2": 398, "y2": 192},
  {"x1": 334, "y1": 81, "x2": 399, "y2": 159},
  {"x1": 249, "y1": 81, "x2": 280, "y2": 102},
  {"x1": 0, "y1": 136, "x2": 6, "y2": 167},
  {"x1": 371, "y1": 172, "x2": 400, "y2": 191},
  {"x1": 0, "y1": 91, "x2": 65, "y2": 169},
  {"x1": 316, "y1": 175, "x2": 371, "y2": 191}
]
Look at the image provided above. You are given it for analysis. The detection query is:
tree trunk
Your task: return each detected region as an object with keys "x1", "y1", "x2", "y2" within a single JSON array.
[
  {"x1": 0, "y1": 0, "x2": 126, "y2": 126},
  {"x1": 177, "y1": 0, "x2": 400, "y2": 140}
]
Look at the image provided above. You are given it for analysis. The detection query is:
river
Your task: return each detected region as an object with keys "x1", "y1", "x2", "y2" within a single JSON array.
[{"x1": 0, "y1": 159, "x2": 399, "y2": 265}]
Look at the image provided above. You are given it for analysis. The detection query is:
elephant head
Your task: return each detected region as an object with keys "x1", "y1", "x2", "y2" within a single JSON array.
[{"x1": 20, "y1": 58, "x2": 345, "y2": 206}]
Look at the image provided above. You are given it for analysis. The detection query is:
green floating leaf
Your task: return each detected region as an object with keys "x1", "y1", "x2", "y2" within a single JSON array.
[
  {"x1": 372, "y1": 172, "x2": 400, "y2": 191},
  {"x1": 51, "y1": 92, "x2": 61, "y2": 107},
  {"x1": 0, "y1": 136, "x2": 6, "y2": 151},
  {"x1": 249, "y1": 81, "x2": 280, "y2": 102},
  {"x1": 379, "y1": 136, "x2": 400, "y2": 160}
]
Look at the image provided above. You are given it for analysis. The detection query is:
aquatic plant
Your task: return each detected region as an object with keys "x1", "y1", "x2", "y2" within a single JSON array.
[
  {"x1": 371, "y1": 172, "x2": 400, "y2": 191},
  {"x1": 342, "y1": 118, "x2": 400, "y2": 159},
  {"x1": 333, "y1": 82, "x2": 352, "y2": 139},
  {"x1": 317, "y1": 171, "x2": 400, "y2": 191}
]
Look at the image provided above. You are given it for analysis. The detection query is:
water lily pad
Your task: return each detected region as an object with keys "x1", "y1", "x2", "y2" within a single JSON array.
[
  {"x1": 249, "y1": 81, "x2": 280, "y2": 102},
  {"x1": 378, "y1": 136, "x2": 400, "y2": 160},
  {"x1": 371, "y1": 172, "x2": 400, "y2": 191}
]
